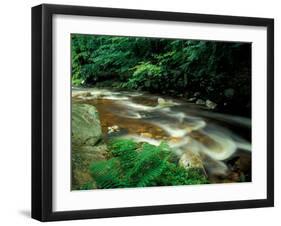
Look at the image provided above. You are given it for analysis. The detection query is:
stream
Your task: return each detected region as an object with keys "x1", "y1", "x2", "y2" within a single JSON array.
[{"x1": 72, "y1": 87, "x2": 252, "y2": 183}]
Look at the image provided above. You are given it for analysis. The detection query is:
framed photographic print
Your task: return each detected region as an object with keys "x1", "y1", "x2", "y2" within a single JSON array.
[{"x1": 31, "y1": 4, "x2": 274, "y2": 221}]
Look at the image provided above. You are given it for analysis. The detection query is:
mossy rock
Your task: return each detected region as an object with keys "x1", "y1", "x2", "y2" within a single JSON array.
[
  {"x1": 71, "y1": 103, "x2": 107, "y2": 190},
  {"x1": 72, "y1": 103, "x2": 102, "y2": 146}
]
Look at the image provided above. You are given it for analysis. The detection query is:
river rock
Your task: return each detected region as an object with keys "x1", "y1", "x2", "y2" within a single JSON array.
[
  {"x1": 72, "y1": 93, "x2": 94, "y2": 101},
  {"x1": 72, "y1": 103, "x2": 109, "y2": 190},
  {"x1": 187, "y1": 97, "x2": 196, "y2": 102},
  {"x1": 72, "y1": 91, "x2": 91, "y2": 98},
  {"x1": 179, "y1": 150, "x2": 205, "y2": 170},
  {"x1": 72, "y1": 103, "x2": 102, "y2": 146},
  {"x1": 140, "y1": 132, "x2": 153, "y2": 138},
  {"x1": 205, "y1": 158, "x2": 228, "y2": 177},
  {"x1": 157, "y1": 97, "x2": 175, "y2": 107},
  {"x1": 196, "y1": 99, "x2": 205, "y2": 105},
  {"x1": 72, "y1": 143, "x2": 108, "y2": 190},
  {"x1": 205, "y1": 99, "x2": 217, "y2": 109},
  {"x1": 108, "y1": 125, "x2": 120, "y2": 134}
]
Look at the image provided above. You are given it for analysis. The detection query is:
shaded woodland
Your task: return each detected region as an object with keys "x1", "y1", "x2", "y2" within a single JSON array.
[{"x1": 72, "y1": 34, "x2": 251, "y2": 116}]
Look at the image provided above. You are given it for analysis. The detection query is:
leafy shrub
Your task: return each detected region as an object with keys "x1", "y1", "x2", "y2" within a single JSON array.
[
  {"x1": 71, "y1": 34, "x2": 251, "y2": 116},
  {"x1": 125, "y1": 62, "x2": 164, "y2": 90},
  {"x1": 90, "y1": 139, "x2": 208, "y2": 189}
]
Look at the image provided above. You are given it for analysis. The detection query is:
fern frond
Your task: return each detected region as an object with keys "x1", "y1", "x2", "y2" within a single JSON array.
[{"x1": 89, "y1": 139, "x2": 208, "y2": 189}]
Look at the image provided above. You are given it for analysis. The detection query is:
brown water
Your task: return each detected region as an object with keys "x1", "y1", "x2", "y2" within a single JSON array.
[{"x1": 72, "y1": 87, "x2": 252, "y2": 183}]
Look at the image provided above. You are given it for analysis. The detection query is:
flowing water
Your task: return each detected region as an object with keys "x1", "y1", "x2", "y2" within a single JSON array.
[{"x1": 72, "y1": 87, "x2": 252, "y2": 183}]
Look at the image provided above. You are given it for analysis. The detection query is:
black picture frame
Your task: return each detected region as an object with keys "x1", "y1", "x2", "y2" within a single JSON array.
[{"x1": 32, "y1": 3, "x2": 274, "y2": 222}]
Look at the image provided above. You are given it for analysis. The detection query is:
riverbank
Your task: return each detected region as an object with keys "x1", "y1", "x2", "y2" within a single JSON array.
[{"x1": 79, "y1": 80, "x2": 251, "y2": 118}]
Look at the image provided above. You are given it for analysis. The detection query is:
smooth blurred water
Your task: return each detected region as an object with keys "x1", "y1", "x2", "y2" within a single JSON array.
[{"x1": 72, "y1": 87, "x2": 252, "y2": 183}]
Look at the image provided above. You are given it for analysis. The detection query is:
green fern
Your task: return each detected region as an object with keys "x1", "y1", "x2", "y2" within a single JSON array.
[
  {"x1": 89, "y1": 139, "x2": 208, "y2": 189},
  {"x1": 90, "y1": 158, "x2": 124, "y2": 188},
  {"x1": 128, "y1": 143, "x2": 169, "y2": 187}
]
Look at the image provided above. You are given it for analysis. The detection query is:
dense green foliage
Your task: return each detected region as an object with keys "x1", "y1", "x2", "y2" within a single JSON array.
[
  {"x1": 90, "y1": 139, "x2": 208, "y2": 189},
  {"x1": 72, "y1": 34, "x2": 251, "y2": 116}
]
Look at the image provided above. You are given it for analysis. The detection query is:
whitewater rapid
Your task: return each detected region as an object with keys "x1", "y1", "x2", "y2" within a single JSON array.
[{"x1": 72, "y1": 87, "x2": 251, "y2": 180}]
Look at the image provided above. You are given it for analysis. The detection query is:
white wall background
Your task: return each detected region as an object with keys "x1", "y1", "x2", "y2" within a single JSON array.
[{"x1": 0, "y1": 0, "x2": 279, "y2": 225}]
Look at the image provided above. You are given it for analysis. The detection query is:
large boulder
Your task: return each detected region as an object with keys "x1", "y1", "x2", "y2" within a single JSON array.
[
  {"x1": 72, "y1": 103, "x2": 102, "y2": 146},
  {"x1": 71, "y1": 103, "x2": 108, "y2": 190},
  {"x1": 72, "y1": 143, "x2": 108, "y2": 190}
]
